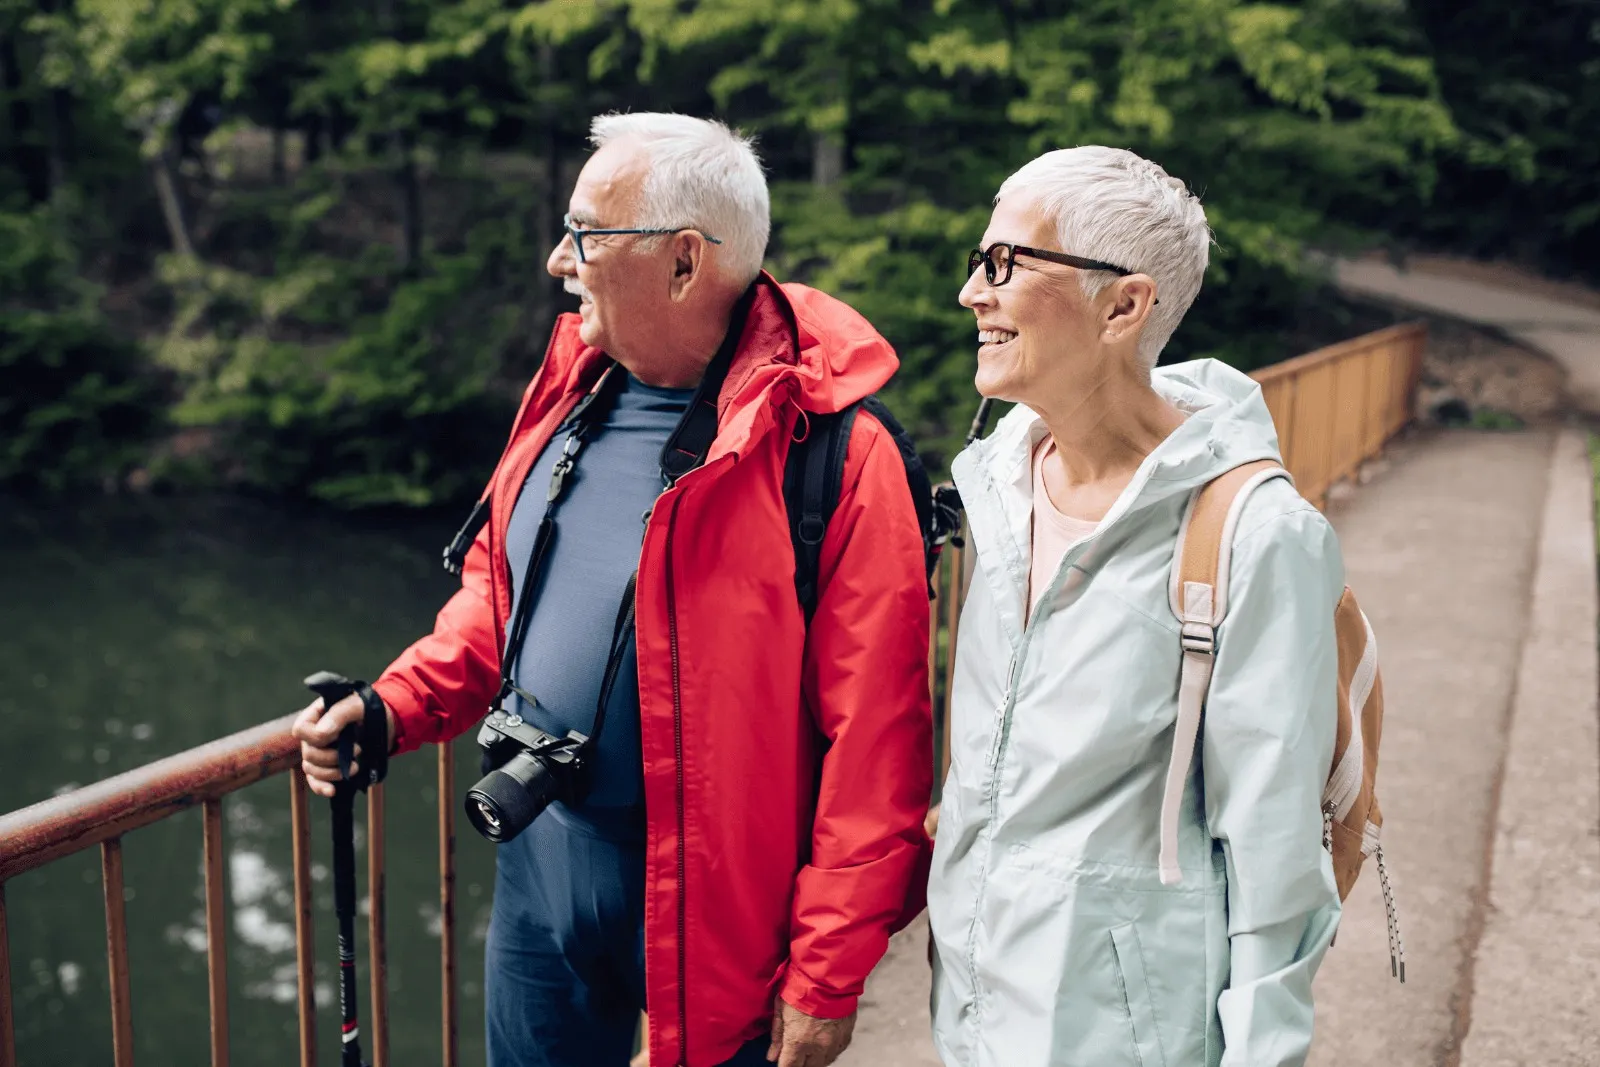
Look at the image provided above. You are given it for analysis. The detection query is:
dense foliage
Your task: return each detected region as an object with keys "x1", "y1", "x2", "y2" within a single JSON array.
[
  {"x1": 0, "y1": 0, "x2": 1586, "y2": 502},
  {"x1": 1392, "y1": 0, "x2": 1599, "y2": 276}
]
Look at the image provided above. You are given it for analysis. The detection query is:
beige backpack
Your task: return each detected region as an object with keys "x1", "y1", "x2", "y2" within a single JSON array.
[{"x1": 1160, "y1": 460, "x2": 1405, "y2": 982}]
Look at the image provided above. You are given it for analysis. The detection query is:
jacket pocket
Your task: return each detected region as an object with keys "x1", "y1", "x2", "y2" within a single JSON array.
[{"x1": 1110, "y1": 923, "x2": 1168, "y2": 1067}]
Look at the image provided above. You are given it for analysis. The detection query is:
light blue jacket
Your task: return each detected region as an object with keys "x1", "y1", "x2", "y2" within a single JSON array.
[{"x1": 928, "y1": 359, "x2": 1344, "y2": 1067}]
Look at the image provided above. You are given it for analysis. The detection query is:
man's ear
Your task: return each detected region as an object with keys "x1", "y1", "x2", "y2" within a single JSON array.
[
  {"x1": 668, "y1": 232, "x2": 711, "y2": 301},
  {"x1": 1103, "y1": 274, "x2": 1157, "y2": 344}
]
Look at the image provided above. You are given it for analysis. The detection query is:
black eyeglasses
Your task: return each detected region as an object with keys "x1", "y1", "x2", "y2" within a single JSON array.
[
  {"x1": 563, "y1": 212, "x2": 723, "y2": 264},
  {"x1": 967, "y1": 242, "x2": 1140, "y2": 288}
]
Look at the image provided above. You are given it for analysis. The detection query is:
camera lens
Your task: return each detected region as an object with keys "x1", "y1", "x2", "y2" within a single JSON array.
[
  {"x1": 464, "y1": 749, "x2": 562, "y2": 843},
  {"x1": 472, "y1": 800, "x2": 501, "y2": 832}
]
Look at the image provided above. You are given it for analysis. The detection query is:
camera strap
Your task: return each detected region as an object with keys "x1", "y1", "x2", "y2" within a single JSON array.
[
  {"x1": 588, "y1": 573, "x2": 637, "y2": 746},
  {"x1": 496, "y1": 362, "x2": 628, "y2": 708},
  {"x1": 494, "y1": 287, "x2": 754, "y2": 746}
]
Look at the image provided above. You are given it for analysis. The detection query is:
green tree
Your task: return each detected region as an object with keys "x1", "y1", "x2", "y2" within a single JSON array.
[
  {"x1": 591, "y1": 0, "x2": 1454, "y2": 462},
  {"x1": 0, "y1": 206, "x2": 160, "y2": 491},
  {"x1": 7, "y1": 0, "x2": 1561, "y2": 501},
  {"x1": 1398, "y1": 0, "x2": 1599, "y2": 278}
]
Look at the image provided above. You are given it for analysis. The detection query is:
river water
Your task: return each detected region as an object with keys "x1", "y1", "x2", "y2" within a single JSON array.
[{"x1": 0, "y1": 495, "x2": 500, "y2": 1066}]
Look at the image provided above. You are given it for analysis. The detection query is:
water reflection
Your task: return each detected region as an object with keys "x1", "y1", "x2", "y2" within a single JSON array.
[{"x1": 0, "y1": 495, "x2": 498, "y2": 1066}]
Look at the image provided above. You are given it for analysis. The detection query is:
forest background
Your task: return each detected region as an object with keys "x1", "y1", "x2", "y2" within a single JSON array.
[{"x1": 2, "y1": 0, "x2": 1595, "y2": 507}]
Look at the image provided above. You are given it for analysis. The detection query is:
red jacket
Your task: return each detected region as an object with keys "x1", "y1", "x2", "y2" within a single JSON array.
[{"x1": 371, "y1": 274, "x2": 934, "y2": 1066}]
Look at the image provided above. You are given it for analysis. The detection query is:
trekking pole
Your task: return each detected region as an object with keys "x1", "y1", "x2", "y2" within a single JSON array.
[
  {"x1": 964, "y1": 398, "x2": 994, "y2": 448},
  {"x1": 305, "y1": 671, "x2": 387, "y2": 1067}
]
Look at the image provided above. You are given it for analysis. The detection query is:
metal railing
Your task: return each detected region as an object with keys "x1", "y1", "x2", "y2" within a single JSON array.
[
  {"x1": 0, "y1": 715, "x2": 460, "y2": 1067},
  {"x1": 0, "y1": 323, "x2": 1425, "y2": 1067}
]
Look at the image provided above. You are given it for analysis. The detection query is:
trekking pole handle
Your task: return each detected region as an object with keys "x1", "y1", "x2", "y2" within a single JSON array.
[{"x1": 305, "y1": 671, "x2": 362, "y2": 785}]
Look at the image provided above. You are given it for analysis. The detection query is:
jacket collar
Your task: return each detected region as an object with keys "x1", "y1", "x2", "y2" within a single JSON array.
[
  {"x1": 952, "y1": 358, "x2": 1284, "y2": 640},
  {"x1": 957, "y1": 357, "x2": 1284, "y2": 532}
]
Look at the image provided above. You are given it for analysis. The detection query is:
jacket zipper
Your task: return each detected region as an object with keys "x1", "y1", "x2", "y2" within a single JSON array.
[
  {"x1": 967, "y1": 547, "x2": 1084, "y2": 1019},
  {"x1": 664, "y1": 490, "x2": 689, "y2": 1066},
  {"x1": 652, "y1": 453, "x2": 735, "y2": 1066}
]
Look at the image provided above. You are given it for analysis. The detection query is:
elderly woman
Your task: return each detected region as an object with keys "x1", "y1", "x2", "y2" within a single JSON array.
[{"x1": 927, "y1": 147, "x2": 1345, "y2": 1066}]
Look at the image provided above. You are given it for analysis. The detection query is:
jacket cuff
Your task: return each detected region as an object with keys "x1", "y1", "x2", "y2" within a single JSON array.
[
  {"x1": 370, "y1": 675, "x2": 419, "y2": 755},
  {"x1": 778, "y1": 966, "x2": 859, "y2": 1020}
]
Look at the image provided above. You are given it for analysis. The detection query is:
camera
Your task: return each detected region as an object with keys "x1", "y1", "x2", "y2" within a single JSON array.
[{"x1": 463, "y1": 708, "x2": 589, "y2": 844}]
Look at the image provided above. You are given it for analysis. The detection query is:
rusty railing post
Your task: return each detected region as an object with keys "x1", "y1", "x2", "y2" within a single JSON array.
[
  {"x1": 203, "y1": 799, "x2": 229, "y2": 1067},
  {"x1": 1, "y1": 881, "x2": 15, "y2": 1067},
  {"x1": 289, "y1": 769, "x2": 317, "y2": 1067},
  {"x1": 102, "y1": 838, "x2": 135, "y2": 1067},
  {"x1": 439, "y1": 744, "x2": 458, "y2": 1067}
]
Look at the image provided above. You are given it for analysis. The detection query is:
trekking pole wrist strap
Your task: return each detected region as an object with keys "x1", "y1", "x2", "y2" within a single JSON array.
[
  {"x1": 353, "y1": 681, "x2": 389, "y2": 786},
  {"x1": 332, "y1": 680, "x2": 388, "y2": 789},
  {"x1": 306, "y1": 671, "x2": 390, "y2": 791}
]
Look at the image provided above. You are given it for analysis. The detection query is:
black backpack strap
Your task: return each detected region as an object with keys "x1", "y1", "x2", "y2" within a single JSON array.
[
  {"x1": 785, "y1": 402, "x2": 860, "y2": 620},
  {"x1": 785, "y1": 393, "x2": 945, "y2": 619},
  {"x1": 659, "y1": 284, "x2": 756, "y2": 486},
  {"x1": 859, "y1": 396, "x2": 937, "y2": 587}
]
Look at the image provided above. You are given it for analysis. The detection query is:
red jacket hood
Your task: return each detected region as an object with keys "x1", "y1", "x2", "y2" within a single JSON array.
[
  {"x1": 538, "y1": 272, "x2": 898, "y2": 422},
  {"x1": 769, "y1": 275, "x2": 900, "y2": 414}
]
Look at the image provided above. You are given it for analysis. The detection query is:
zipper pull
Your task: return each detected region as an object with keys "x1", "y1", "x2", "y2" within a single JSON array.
[{"x1": 547, "y1": 432, "x2": 585, "y2": 502}]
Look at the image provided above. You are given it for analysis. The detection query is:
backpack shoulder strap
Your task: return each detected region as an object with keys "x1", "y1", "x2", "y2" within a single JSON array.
[
  {"x1": 1157, "y1": 459, "x2": 1292, "y2": 886},
  {"x1": 785, "y1": 402, "x2": 862, "y2": 620},
  {"x1": 1170, "y1": 459, "x2": 1291, "y2": 626},
  {"x1": 860, "y1": 396, "x2": 940, "y2": 590},
  {"x1": 785, "y1": 395, "x2": 942, "y2": 620}
]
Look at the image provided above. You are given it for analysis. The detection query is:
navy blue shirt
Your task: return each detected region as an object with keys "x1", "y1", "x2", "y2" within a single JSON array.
[{"x1": 501, "y1": 373, "x2": 694, "y2": 840}]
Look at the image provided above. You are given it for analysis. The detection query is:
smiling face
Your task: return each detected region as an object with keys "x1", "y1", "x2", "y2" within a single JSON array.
[
  {"x1": 958, "y1": 196, "x2": 1113, "y2": 408},
  {"x1": 546, "y1": 140, "x2": 679, "y2": 370}
]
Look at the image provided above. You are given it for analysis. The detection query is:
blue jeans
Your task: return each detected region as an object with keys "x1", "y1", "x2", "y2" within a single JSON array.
[{"x1": 484, "y1": 807, "x2": 771, "y2": 1067}]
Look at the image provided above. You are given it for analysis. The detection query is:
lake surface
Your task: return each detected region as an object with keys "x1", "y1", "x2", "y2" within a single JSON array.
[{"x1": 0, "y1": 495, "x2": 501, "y2": 1066}]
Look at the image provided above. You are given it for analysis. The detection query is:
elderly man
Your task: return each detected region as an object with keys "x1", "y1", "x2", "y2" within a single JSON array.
[
  {"x1": 928, "y1": 147, "x2": 1345, "y2": 1065},
  {"x1": 293, "y1": 113, "x2": 933, "y2": 1067}
]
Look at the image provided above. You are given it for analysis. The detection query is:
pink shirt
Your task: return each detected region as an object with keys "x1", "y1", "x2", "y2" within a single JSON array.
[{"x1": 1029, "y1": 437, "x2": 1098, "y2": 622}]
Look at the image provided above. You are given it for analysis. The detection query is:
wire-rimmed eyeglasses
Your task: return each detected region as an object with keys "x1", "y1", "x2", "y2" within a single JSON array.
[{"x1": 563, "y1": 212, "x2": 723, "y2": 264}]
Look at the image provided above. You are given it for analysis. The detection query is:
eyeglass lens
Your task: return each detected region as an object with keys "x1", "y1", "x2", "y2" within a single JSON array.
[
  {"x1": 563, "y1": 216, "x2": 587, "y2": 263},
  {"x1": 968, "y1": 244, "x2": 1013, "y2": 285}
]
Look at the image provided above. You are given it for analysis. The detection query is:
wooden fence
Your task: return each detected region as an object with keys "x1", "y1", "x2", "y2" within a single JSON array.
[{"x1": 1251, "y1": 321, "x2": 1427, "y2": 508}]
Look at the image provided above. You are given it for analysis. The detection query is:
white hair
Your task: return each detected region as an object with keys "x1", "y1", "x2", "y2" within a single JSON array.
[
  {"x1": 996, "y1": 146, "x2": 1212, "y2": 370},
  {"x1": 589, "y1": 112, "x2": 770, "y2": 287}
]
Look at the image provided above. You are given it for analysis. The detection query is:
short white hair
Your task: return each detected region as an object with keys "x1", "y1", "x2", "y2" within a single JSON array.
[
  {"x1": 997, "y1": 147, "x2": 1211, "y2": 369},
  {"x1": 589, "y1": 112, "x2": 770, "y2": 287}
]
